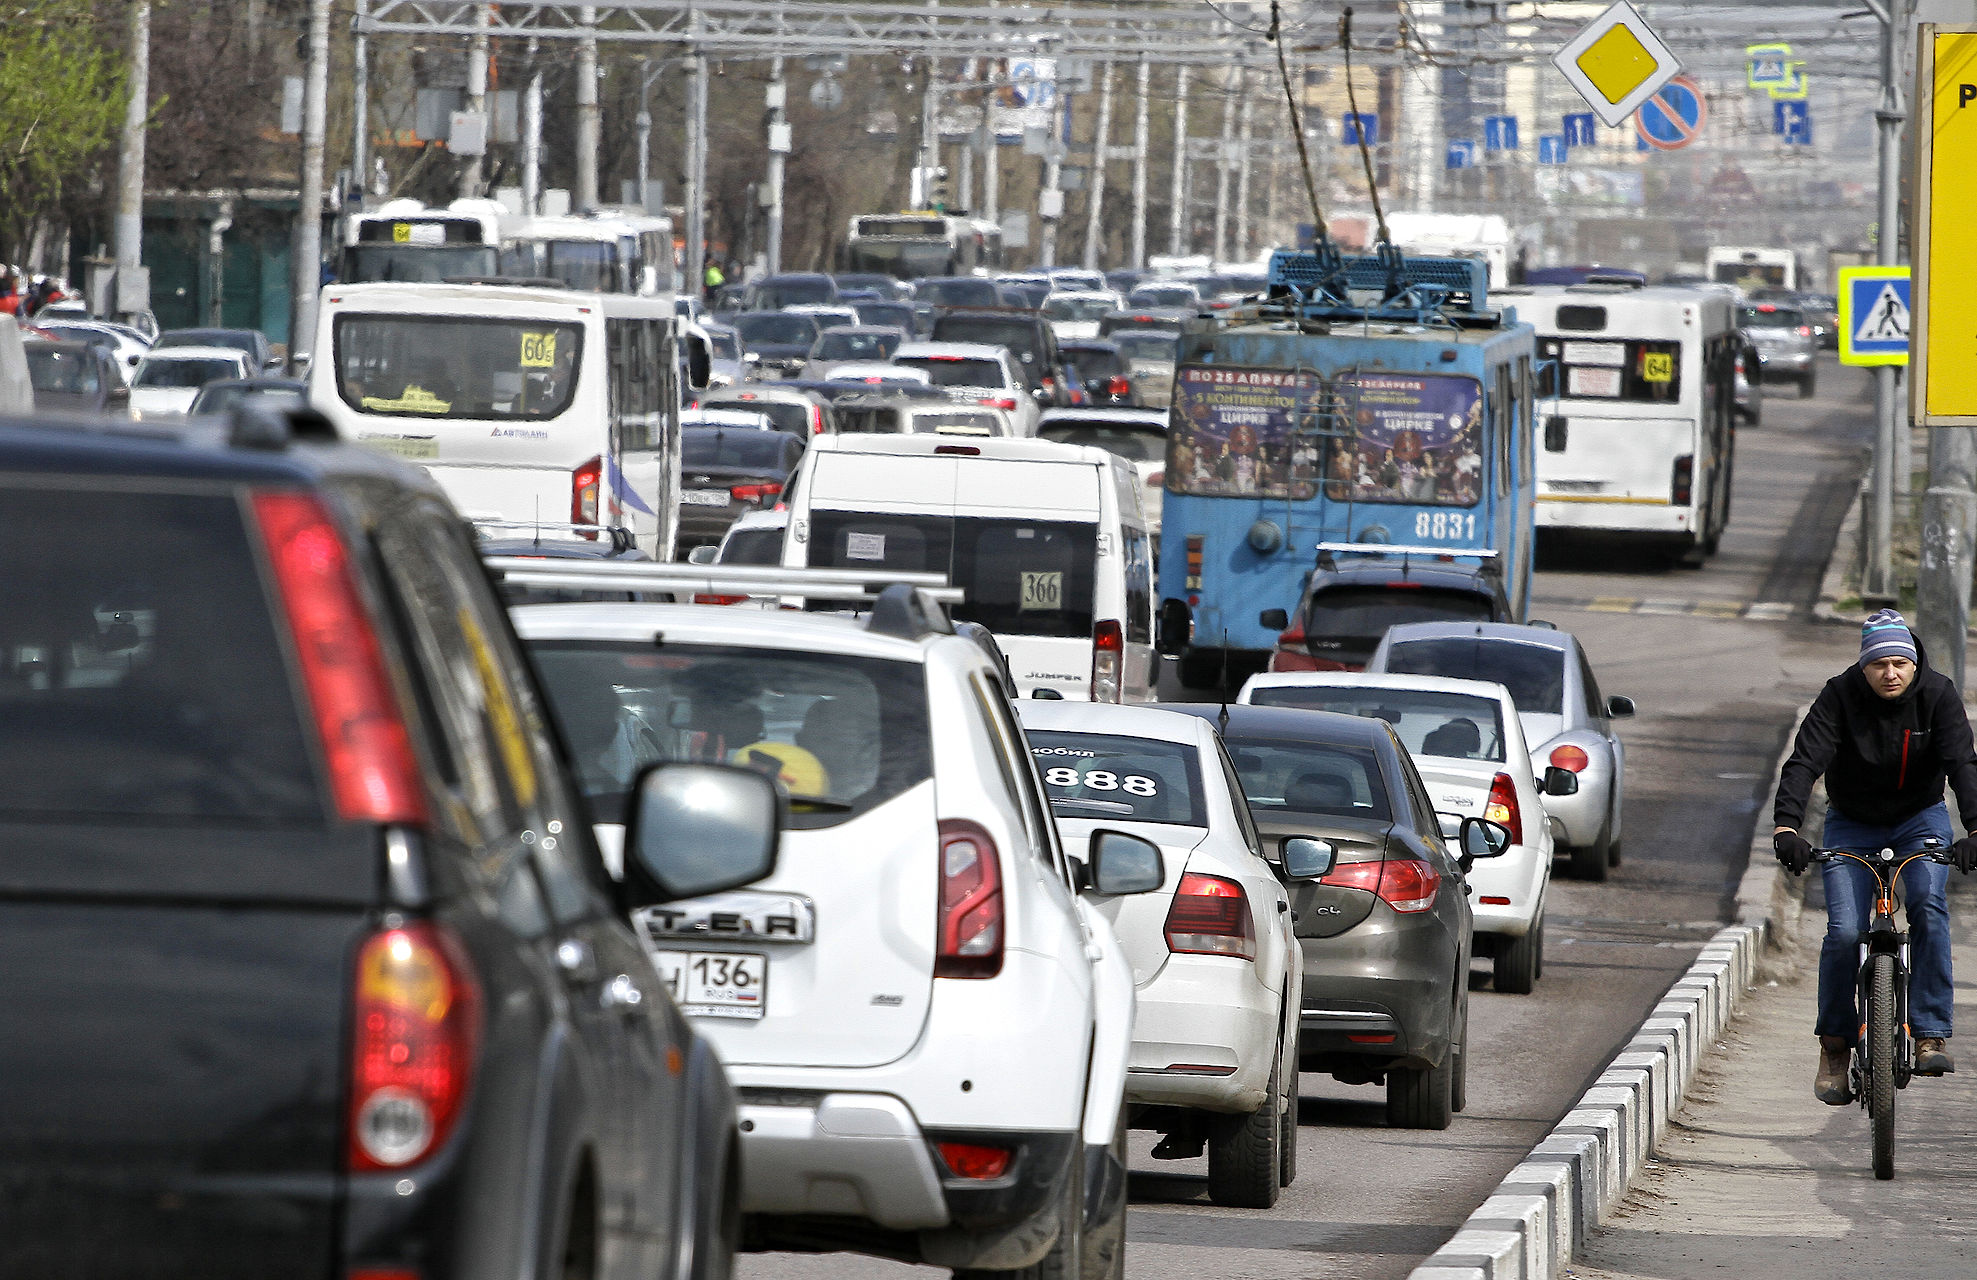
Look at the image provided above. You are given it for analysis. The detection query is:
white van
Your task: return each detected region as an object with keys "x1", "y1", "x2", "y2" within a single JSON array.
[
  {"x1": 781, "y1": 434, "x2": 1157, "y2": 701},
  {"x1": 311, "y1": 282, "x2": 702, "y2": 559}
]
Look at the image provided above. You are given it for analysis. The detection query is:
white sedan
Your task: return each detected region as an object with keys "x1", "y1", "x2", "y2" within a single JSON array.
[
  {"x1": 1238, "y1": 671, "x2": 1579, "y2": 995},
  {"x1": 1018, "y1": 699, "x2": 1310, "y2": 1209}
]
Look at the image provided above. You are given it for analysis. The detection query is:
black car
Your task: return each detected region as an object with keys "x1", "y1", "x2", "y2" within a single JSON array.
[
  {"x1": 729, "y1": 311, "x2": 822, "y2": 379},
  {"x1": 850, "y1": 298, "x2": 925, "y2": 338},
  {"x1": 740, "y1": 272, "x2": 837, "y2": 310},
  {"x1": 1058, "y1": 338, "x2": 1138, "y2": 406},
  {"x1": 912, "y1": 276, "x2": 1002, "y2": 309},
  {"x1": 0, "y1": 408, "x2": 779, "y2": 1279},
  {"x1": 928, "y1": 308, "x2": 1068, "y2": 404},
  {"x1": 1260, "y1": 558, "x2": 1514, "y2": 676},
  {"x1": 152, "y1": 325, "x2": 279, "y2": 373},
  {"x1": 832, "y1": 272, "x2": 912, "y2": 301},
  {"x1": 677, "y1": 423, "x2": 806, "y2": 552},
  {"x1": 23, "y1": 339, "x2": 127, "y2": 415},
  {"x1": 187, "y1": 376, "x2": 309, "y2": 417}
]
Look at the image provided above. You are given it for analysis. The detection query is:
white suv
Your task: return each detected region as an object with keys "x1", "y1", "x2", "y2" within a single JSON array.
[
  {"x1": 510, "y1": 583, "x2": 1162, "y2": 1277},
  {"x1": 892, "y1": 341, "x2": 1041, "y2": 437}
]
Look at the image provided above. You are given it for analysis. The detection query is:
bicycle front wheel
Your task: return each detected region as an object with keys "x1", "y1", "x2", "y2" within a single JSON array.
[{"x1": 1868, "y1": 953, "x2": 1898, "y2": 1180}]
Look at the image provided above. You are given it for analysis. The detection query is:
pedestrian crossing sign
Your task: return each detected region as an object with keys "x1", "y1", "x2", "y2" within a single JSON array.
[{"x1": 1839, "y1": 265, "x2": 1910, "y2": 367}]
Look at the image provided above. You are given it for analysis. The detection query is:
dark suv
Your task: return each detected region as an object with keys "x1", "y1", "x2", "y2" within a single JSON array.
[
  {"x1": 928, "y1": 308, "x2": 1068, "y2": 405},
  {"x1": 0, "y1": 410, "x2": 780, "y2": 1279},
  {"x1": 1262, "y1": 559, "x2": 1514, "y2": 673}
]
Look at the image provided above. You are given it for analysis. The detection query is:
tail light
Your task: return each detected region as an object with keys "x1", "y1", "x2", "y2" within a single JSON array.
[
  {"x1": 253, "y1": 492, "x2": 427, "y2": 825},
  {"x1": 1323, "y1": 859, "x2": 1442, "y2": 913},
  {"x1": 1671, "y1": 454, "x2": 1693, "y2": 507},
  {"x1": 1795, "y1": 325, "x2": 1812, "y2": 338},
  {"x1": 729, "y1": 481, "x2": 783, "y2": 505},
  {"x1": 810, "y1": 404, "x2": 825, "y2": 435},
  {"x1": 572, "y1": 456, "x2": 602, "y2": 538},
  {"x1": 1106, "y1": 374, "x2": 1131, "y2": 397},
  {"x1": 1486, "y1": 772, "x2": 1522, "y2": 845},
  {"x1": 983, "y1": 396, "x2": 1018, "y2": 411},
  {"x1": 1550, "y1": 744, "x2": 1591, "y2": 772},
  {"x1": 348, "y1": 922, "x2": 480, "y2": 1171},
  {"x1": 937, "y1": 1142, "x2": 1013, "y2": 1180},
  {"x1": 936, "y1": 819, "x2": 1003, "y2": 978},
  {"x1": 1092, "y1": 619, "x2": 1123, "y2": 703},
  {"x1": 1271, "y1": 616, "x2": 1316, "y2": 671},
  {"x1": 1147, "y1": 469, "x2": 1164, "y2": 489},
  {"x1": 1165, "y1": 873, "x2": 1256, "y2": 959}
]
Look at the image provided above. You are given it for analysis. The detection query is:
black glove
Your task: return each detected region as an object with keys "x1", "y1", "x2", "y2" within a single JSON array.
[
  {"x1": 1773, "y1": 829, "x2": 1813, "y2": 876},
  {"x1": 1950, "y1": 835, "x2": 1977, "y2": 875}
]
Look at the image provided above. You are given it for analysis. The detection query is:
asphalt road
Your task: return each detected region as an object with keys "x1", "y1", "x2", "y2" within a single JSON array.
[{"x1": 737, "y1": 357, "x2": 1874, "y2": 1280}]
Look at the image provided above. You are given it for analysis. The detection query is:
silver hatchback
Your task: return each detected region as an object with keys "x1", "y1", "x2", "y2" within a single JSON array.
[{"x1": 1741, "y1": 303, "x2": 1817, "y2": 398}]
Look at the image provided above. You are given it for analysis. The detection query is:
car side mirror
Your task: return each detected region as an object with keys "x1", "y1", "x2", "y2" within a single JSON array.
[
  {"x1": 1259, "y1": 607, "x2": 1289, "y2": 632},
  {"x1": 1460, "y1": 815, "x2": 1512, "y2": 859},
  {"x1": 1085, "y1": 830, "x2": 1164, "y2": 895},
  {"x1": 621, "y1": 763, "x2": 782, "y2": 906},
  {"x1": 1156, "y1": 597, "x2": 1193, "y2": 659},
  {"x1": 687, "y1": 543, "x2": 719, "y2": 565},
  {"x1": 1541, "y1": 766, "x2": 1580, "y2": 797},
  {"x1": 107, "y1": 385, "x2": 130, "y2": 405},
  {"x1": 1280, "y1": 837, "x2": 1335, "y2": 879},
  {"x1": 1606, "y1": 695, "x2": 1636, "y2": 719}
]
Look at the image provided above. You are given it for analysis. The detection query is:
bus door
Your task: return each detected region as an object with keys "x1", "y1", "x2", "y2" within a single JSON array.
[{"x1": 608, "y1": 316, "x2": 683, "y2": 558}]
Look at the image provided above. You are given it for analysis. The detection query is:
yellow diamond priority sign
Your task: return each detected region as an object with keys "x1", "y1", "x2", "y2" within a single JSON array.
[{"x1": 1552, "y1": 1, "x2": 1682, "y2": 129}]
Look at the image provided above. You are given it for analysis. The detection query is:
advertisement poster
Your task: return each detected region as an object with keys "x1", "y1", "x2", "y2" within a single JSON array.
[
  {"x1": 1325, "y1": 373, "x2": 1483, "y2": 508},
  {"x1": 1167, "y1": 366, "x2": 1321, "y2": 500}
]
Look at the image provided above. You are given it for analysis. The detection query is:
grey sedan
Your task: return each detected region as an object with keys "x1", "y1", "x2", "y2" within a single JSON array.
[{"x1": 1366, "y1": 622, "x2": 1635, "y2": 882}]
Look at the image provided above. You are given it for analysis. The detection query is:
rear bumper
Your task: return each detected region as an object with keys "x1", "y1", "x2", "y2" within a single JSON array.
[
  {"x1": 1126, "y1": 956, "x2": 1278, "y2": 1113},
  {"x1": 1535, "y1": 500, "x2": 1693, "y2": 538},
  {"x1": 1756, "y1": 349, "x2": 1814, "y2": 374},
  {"x1": 1297, "y1": 928, "x2": 1455, "y2": 1072}
]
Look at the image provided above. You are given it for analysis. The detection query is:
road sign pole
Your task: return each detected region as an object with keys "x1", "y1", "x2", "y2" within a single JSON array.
[{"x1": 1863, "y1": 0, "x2": 1904, "y2": 601}]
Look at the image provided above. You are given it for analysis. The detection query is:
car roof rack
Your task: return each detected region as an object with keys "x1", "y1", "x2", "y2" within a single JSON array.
[
  {"x1": 482, "y1": 557, "x2": 964, "y2": 610},
  {"x1": 1311, "y1": 541, "x2": 1502, "y2": 579},
  {"x1": 471, "y1": 519, "x2": 638, "y2": 555}
]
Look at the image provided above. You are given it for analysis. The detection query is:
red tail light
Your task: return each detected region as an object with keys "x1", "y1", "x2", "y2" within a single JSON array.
[
  {"x1": 1165, "y1": 873, "x2": 1256, "y2": 959},
  {"x1": 937, "y1": 1142, "x2": 1013, "y2": 1180},
  {"x1": 1795, "y1": 325, "x2": 1812, "y2": 338},
  {"x1": 1146, "y1": 469, "x2": 1164, "y2": 488},
  {"x1": 253, "y1": 492, "x2": 427, "y2": 825},
  {"x1": 936, "y1": 819, "x2": 1003, "y2": 978},
  {"x1": 1270, "y1": 617, "x2": 1325, "y2": 671},
  {"x1": 1671, "y1": 454, "x2": 1693, "y2": 507},
  {"x1": 729, "y1": 481, "x2": 783, "y2": 504},
  {"x1": 983, "y1": 396, "x2": 1018, "y2": 411},
  {"x1": 692, "y1": 593, "x2": 752, "y2": 605},
  {"x1": 1550, "y1": 744, "x2": 1591, "y2": 772},
  {"x1": 572, "y1": 456, "x2": 602, "y2": 539},
  {"x1": 1106, "y1": 374, "x2": 1131, "y2": 396},
  {"x1": 1324, "y1": 859, "x2": 1441, "y2": 913},
  {"x1": 810, "y1": 404, "x2": 825, "y2": 435},
  {"x1": 348, "y1": 922, "x2": 480, "y2": 1171},
  {"x1": 1092, "y1": 618, "x2": 1123, "y2": 702},
  {"x1": 1486, "y1": 772, "x2": 1522, "y2": 845}
]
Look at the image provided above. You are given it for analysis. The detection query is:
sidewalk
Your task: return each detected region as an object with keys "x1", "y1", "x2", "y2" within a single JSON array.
[{"x1": 1564, "y1": 880, "x2": 1977, "y2": 1280}]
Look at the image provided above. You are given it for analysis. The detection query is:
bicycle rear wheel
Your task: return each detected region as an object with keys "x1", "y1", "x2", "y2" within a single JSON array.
[{"x1": 1868, "y1": 953, "x2": 1898, "y2": 1180}]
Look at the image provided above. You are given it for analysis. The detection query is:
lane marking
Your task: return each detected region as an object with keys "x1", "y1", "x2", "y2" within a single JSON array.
[{"x1": 1531, "y1": 594, "x2": 1799, "y2": 622}]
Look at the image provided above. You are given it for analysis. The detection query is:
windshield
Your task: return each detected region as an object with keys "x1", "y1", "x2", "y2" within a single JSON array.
[
  {"x1": 1742, "y1": 307, "x2": 1805, "y2": 330},
  {"x1": 1223, "y1": 738, "x2": 1392, "y2": 821},
  {"x1": 334, "y1": 315, "x2": 584, "y2": 419},
  {"x1": 847, "y1": 242, "x2": 954, "y2": 278},
  {"x1": 1246, "y1": 686, "x2": 1507, "y2": 763},
  {"x1": 539, "y1": 240, "x2": 623, "y2": 292},
  {"x1": 808, "y1": 511, "x2": 1096, "y2": 638},
  {"x1": 706, "y1": 329, "x2": 742, "y2": 359},
  {"x1": 1045, "y1": 295, "x2": 1117, "y2": 322},
  {"x1": 1538, "y1": 337, "x2": 1682, "y2": 402},
  {"x1": 134, "y1": 357, "x2": 238, "y2": 389},
  {"x1": 1128, "y1": 285, "x2": 1198, "y2": 307},
  {"x1": 26, "y1": 347, "x2": 98, "y2": 394},
  {"x1": 813, "y1": 330, "x2": 900, "y2": 362},
  {"x1": 895, "y1": 356, "x2": 1005, "y2": 388},
  {"x1": 916, "y1": 278, "x2": 1001, "y2": 307},
  {"x1": 909, "y1": 409, "x2": 998, "y2": 434},
  {"x1": 1061, "y1": 347, "x2": 1126, "y2": 379},
  {"x1": 854, "y1": 302, "x2": 917, "y2": 329},
  {"x1": 191, "y1": 385, "x2": 305, "y2": 416},
  {"x1": 342, "y1": 244, "x2": 500, "y2": 283},
  {"x1": 733, "y1": 313, "x2": 820, "y2": 347},
  {"x1": 748, "y1": 278, "x2": 834, "y2": 308},
  {"x1": 1305, "y1": 586, "x2": 1496, "y2": 641},
  {"x1": 1114, "y1": 331, "x2": 1180, "y2": 361},
  {"x1": 529, "y1": 642, "x2": 931, "y2": 830},
  {"x1": 1028, "y1": 730, "x2": 1206, "y2": 826},
  {"x1": 1040, "y1": 420, "x2": 1163, "y2": 461},
  {"x1": 932, "y1": 317, "x2": 1041, "y2": 370},
  {"x1": 682, "y1": 428, "x2": 794, "y2": 470},
  {"x1": 1381, "y1": 639, "x2": 1565, "y2": 715}
]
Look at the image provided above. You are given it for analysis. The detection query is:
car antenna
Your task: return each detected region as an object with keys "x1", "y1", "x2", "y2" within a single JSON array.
[{"x1": 1218, "y1": 628, "x2": 1232, "y2": 733}]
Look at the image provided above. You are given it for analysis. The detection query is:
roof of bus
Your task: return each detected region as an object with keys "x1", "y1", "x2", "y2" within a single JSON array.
[
  {"x1": 1498, "y1": 283, "x2": 1734, "y2": 333},
  {"x1": 319, "y1": 281, "x2": 613, "y2": 314}
]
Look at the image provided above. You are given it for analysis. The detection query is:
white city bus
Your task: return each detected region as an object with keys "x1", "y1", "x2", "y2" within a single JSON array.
[
  {"x1": 310, "y1": 282, "x2": 702, "y2": 558},
  {"x1": 501, "y1": 211, "x2": 678, "y2": 296},
  {"x1": 340, "y1": 198, "x2": 504, "y2": 282},
  {"x1": 841, "y1": 213, "x2": 1003, "y2": 280},
  {"x1": 1508, "y1": 283, "x2": 1739, "y2": 562},
  {"x1": 1705, "y1": 246, "x2": 1800, "y2": 293}
]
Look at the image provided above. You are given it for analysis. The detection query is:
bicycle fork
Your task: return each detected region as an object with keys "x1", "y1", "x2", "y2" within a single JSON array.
[{"x1": 1854, "y1": 906, "x2": 1914, "y2": 1107}]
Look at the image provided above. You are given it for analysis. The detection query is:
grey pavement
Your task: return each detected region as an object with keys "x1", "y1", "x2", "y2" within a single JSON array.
[{"x1": 1566, "y1": 878, "x2": 1977, "y2": 1280}]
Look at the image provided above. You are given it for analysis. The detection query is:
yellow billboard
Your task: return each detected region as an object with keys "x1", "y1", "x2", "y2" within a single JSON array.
[{"x1": 1913, "y1": 28, "x2": 1977, "y2": 423}]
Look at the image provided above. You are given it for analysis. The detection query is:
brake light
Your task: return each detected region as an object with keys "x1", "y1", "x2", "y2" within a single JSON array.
[
  {"x1": 1165, "y1": 873, "x2": 1256, "y2": 959},
  {"x1": 1550, "y1": 744, "x2": 1591, "y2": 772},
  {"x1": 1106, "y1": 374, "x2": 1131, "y2": 396},
  {"x1": 348, "y1": 922, "x2": 480, "y2": 1171},
  {"x1": 937, "y1": 1142, "x2": 1013, "y2": 1180},
  {"x1": 1671, "y1": 454, "x2": 1693, "y2": 507},
  {"x1": 1092, "y1": 619, "x2": 1123, "y2": 703},
  {"x1": 1795, "y1": 325, "x2": 1812, "y2": 338},
  {"x1": 572, "y1": 455, "x2": 601, "y2": 537},
  {"x1": 1146, "y1": 469, "x2": 1164, "y2": 487},
  {"x1": 252, "y1": 492, "x2": 426, "y2": 825},
  {"x1": 934, "y1": 444, "x2": 981, "y2": 456},
  {"x1": 936, "y1": 819, "x2": 1003, "y2": 978},
  {"x1": 1486, "y1": 772, "x2": 1522, "y2": 844},
  {"x1": 692, "y1": 593, "x2": 751, "y2": 605},
  {"x1": 730, "y1": 481, "x2": 783, "y2": 504},
  {"x1": 1324, "y1": 859, "x2": 1441, "y2": 913},
  {"x1": 983, "y1": 396, "x2": 1018, "y2": 411},
  {"x1": 810, "y1": 404, "x2": 825, "y2": 435}
]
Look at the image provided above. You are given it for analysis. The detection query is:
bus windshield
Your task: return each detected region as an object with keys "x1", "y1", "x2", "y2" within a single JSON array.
[
  {"x1": 342, "y1": 244, "x2": 500, "y2": 283},
  {"x1": 848, "y1": 240, "x2": 954, "y2": 279},
  {"x1": 333, "y1": 315, "x2": 584, "y2": 419}
]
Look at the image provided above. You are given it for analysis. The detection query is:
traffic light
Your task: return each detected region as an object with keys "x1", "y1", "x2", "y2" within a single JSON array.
[{"x1": 931, "y1": 166, "x2": 950, "y2": 214}]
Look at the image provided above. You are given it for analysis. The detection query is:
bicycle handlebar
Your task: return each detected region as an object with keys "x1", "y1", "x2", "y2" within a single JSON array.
[{"x1": 1812, "y1": 848, "x2": 1953, "y2": 868}]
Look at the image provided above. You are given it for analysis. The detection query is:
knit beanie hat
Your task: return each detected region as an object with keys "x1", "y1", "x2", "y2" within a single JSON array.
[{"x1": 1860, "y1": 608, "x2": 1919, "y2": 667}]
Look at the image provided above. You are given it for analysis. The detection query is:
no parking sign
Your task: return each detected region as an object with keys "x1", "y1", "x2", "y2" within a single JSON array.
[{"x1": 1634, "y1": 75, "x2": 1707, "y2": 150}]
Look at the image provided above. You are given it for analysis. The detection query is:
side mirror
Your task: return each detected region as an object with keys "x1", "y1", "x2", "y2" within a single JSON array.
[
  {"x1": 1541, "y1": 766, "x2": 1580, "y2": 796},
  {"x1": 1460, "y1": 815, "x2": 1513, "y2": 859},
  {"x1": 107, "y1": 385, "x2": 130, "y2": 405},
  {"x1": 687, "y1": 543, "x2": 719, "y2": 565},
  {"x1": 1259, "y1": 607, "x2": 1289, "y2": 632},
  {"x1": 1155, "y1": 597, "x2": 1193, "y2": 659},
  {"x1": 685, "y1": 333, "x2": 712, "y2": 390},
  {"x1": 621, "y1": 763, "x2": 782, "y2": 905},
  {"x1": 1086, "y1": 830, "x2": 1164, "y2": 895},
  {"x1": 1606, "y1": 694, "x2": 1636, "y2": 719},
  {"x1": 1280, "y1": 837, "x2": 1335, "y2": 879}
]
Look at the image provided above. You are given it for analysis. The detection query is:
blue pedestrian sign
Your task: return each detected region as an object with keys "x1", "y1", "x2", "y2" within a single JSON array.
[
  {"x1": 1563, "y1": 112, "x2": 1599, "y2": 147},
  {"x1": 1537, "y1": 134, "x2": 1569, "y2": 165},
  {"x1": 1839, "y1": 266, "x2": 1910, "y2": 367},
  {"x1": 1774, "y1": 100, "x2": 1811, "y2": 145},
  {"x1": 1445, "y1": 139, "x2": 1478, "y2": 170},
  {"x1": 1342, "y1": 113, "x2": 1378, "y2": 146},
  {"x1": 1484, "y1": 115, "x2": 1519, "y2": 151}
]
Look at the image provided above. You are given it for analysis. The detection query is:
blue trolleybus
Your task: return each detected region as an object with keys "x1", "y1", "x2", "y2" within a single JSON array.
[{"x1": 1157, "y1": 249, "x2": 1539, "y2": 687}]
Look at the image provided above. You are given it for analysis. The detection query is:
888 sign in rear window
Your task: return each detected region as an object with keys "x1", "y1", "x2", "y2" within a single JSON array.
[{"x1": 1028, "y1": 731, "x2": 1208, "y2": 828}]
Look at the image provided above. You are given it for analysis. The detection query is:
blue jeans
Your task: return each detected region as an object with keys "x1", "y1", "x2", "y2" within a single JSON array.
[{"x1": 1817, "y1": 803, "x2": 1954, "y2": 1043}]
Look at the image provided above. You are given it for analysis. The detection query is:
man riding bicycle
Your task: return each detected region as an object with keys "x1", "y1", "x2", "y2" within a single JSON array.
[{"x1": 1774, "y1": 609, "x2": 1977, "y2": 1104}]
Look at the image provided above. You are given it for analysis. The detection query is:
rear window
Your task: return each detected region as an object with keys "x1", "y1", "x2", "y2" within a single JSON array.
[
  {"x1": 702, "y1": 397, "x2": 811, "y2": 437},
  {"x1": 1028, "y1": 730, "x2": 1206, "y2": 826},
  {"x1": 683, "y1": 428, "x2": 795, "y2": 470},
  {"x1": 1114, "y1": 332, "x2": 1179, "y2": 361},
  {"x1": 733, "y1": 313, "x2": 819, "y2": 346},
  {"x1": 719, "y1": 526, "x2": 785, "y2": 565},
  {"x1": 1305, "y1": 585, "x2": 1496, "y2": 640},
  {"x1": 135, "y1": 357, "x2": 240, "y2": 389},
  {"x1": 1741, "y1": 307, "x2": 1805, "y2": 330},
  {"x1": 1060, "y1": 347, "x2": 1126, "y2": 379},
  {"x1": 0, "y1": 485, "x2": 319, "y2": 823},
  {"x1": 1381, "y1": 639, "x2": 1565, "y2": 714},
  {"x1": 1045, "y1": 296, "x2": 1117, "y2": 322},
  {"x1": 808, "y1": 511, "x2": 1097, "y2": 638},
  {"x1": 813, "y1": 330, "x2": 900, "y2": 362},
  {"x1": 917, "y1": 279, "x2": 1001, "y2": 307},
  {"x1": 895, "y1": 356, "x2": 1005, "y2": 388},
  {"x1": 1246, "y1": 686, "x2": 1507, "y2": 763},
  {"x1": 1537, "y1": 337, "x2": 1681, "y2": 402},
  {"x1": 1040, "y1": 420, "x2": 1163, "y2": 461},
  {"x1": 1223, "y1": 738, "x2": 1391, "y2": 821},
  {"x1": 854, "y1": 302, "x2": 917, "y2": 329},
  {"x1": 26, "y1": 347, "x2": 99, "y2": 394},
  {"x1": 529, "y1": 642, "x2": 930, "y2": 830},
  {"x1": 932, "y1": 318, "x2": 1041, "y2": 366}
]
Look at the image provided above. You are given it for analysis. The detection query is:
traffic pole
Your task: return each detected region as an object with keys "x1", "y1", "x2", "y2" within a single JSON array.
[
  {"x1": 575, "y1": 6, "x2": 601, "y2": 210},
  {"x1": 1168, "y1": 63, "x2": 1190, "y2": 257},
  {"x1": 462, "y1": 2, "x2": 490, "y2": 196},
  {"x1": 112, "y1": 0, "x2": 149, "y2": 325},
  {"x1": 1082, "y1": 60, "x2": 1115, "y2": 272},
  {"x1": 352, "y1": 0, "x2": 370, "y2": 204},
  {"x1": 290, "y1": 0, "x2": 330, "y2": 370},
  {"x1": 1130, "y1": 54, "x2": 1150, "y2": 267},
  {"x1": 1212, "y1": 69, "x2": 1236, "y2": 263},
  {"x1": 1864, "y1": 0, "x2": 1901, "y2": 603},
  {"x1": 1234, "y1": 70, "x2": 1256, "y2": 261}
]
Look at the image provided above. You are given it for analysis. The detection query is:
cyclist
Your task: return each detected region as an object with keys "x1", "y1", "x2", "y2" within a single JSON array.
[{"x1": 1774, "y1": 609, "x2": 1977, "y2": 1103}]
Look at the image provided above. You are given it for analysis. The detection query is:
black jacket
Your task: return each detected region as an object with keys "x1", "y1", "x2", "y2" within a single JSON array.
[{"x1": 1776, "y1": 635, "x2": 1977, "y2": 830}]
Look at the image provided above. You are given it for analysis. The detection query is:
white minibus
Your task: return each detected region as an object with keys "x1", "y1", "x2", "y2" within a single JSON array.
[
  {"x1": 310, "y1": 282, "x2": 703, "y2": 559},
  {"x1": 1509, "y1": 283, "x2": 1738, "y2": 562},
  {"x1": 781, "y1": 435, "x2": 1157, "y2": 701},
  {"x1": 502, "y1": 211, "x2": 676, "y2": 296}
]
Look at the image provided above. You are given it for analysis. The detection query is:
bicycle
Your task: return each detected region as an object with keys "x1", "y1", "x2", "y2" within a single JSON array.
[{"x1": 1811, "y1": 839, "x2": 1951, "y2": 1180}]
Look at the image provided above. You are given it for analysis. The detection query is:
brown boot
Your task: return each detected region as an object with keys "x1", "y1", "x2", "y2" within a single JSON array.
[
  {"x1": 1916, "y1": 1037, "x2": 1954, "y2": 1076},
  {"x1": 1816, "y1": 1035, "x2": 1853, "y2": 1105}
]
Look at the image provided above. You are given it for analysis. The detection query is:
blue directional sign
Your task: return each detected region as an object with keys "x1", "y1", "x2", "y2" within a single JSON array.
[
  {"x1": 1484, "y1": 115, "x2": 1519, "y2": 151},
  {"x1": 1537, "y1": 134, "x2": 1569, "y2": 165},
  {"x1": 1839, "y1": 266, "x2": 1910, "y2": 367},
  {"x1": 1445, "y1": 139, "x2": 1478, "y2": 170},
  {"x1": 1774, "y1": 100, "x2": 1811, "y2": 145},
  {"x1": 1563, "y1": 112, "x2": 1599, "y2": 147},
  {"x1": 1342, "y1": 113, "x2": 1378, "y2": 146}
]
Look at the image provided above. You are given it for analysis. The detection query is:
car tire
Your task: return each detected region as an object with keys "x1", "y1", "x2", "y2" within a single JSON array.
[
  {"x1": 1570, "y1": 819, "x2": 1610, "y2": 882},
  {"x1": 1080, "y1": 1110, "x2": 1129, "y2": 1280},
  {"x1": 550, "y1": 1166, "x2": 600, "y2": 1280},
  {"x1": 1799, "y1": 370, "x2": 1817, "y2": 398},
  {"x1": 954, "y1": 1131, "x2": 1083, "y2": 1280},
  {"x1": 1449, "y1": 989, "x2": 1469, "y2": 1115},
  {"x1": 1495, "y1": 920, "x2": 1540, "y2": 995},
  {"x1": 1206, "y1": 1045, "x2": 1284, "y2": 1208},
  {"x1": 1386, "y1": 1043, "x2": 1455, "y2": 1131},
  {"x1": 1278, "y1": 1024, "x2": 1299, "y2": 1188},
  {"x1": 1534, "y1": 920, "x2": 1545, "y2": 981}
]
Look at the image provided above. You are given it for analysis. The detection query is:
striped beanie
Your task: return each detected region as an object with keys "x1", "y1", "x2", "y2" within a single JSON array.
[{"x1": 1860, "y1": 608, "x2": 1919, "y2": 667}]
